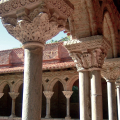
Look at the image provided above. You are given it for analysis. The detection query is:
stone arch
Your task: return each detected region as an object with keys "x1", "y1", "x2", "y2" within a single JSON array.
[
  {"x1": 13, "y1": 80, "x2": 23, "y2": 93},
  {"x1": 48, "y1": 78, "x2": 66, "y2": 91},
  {"x1": 67, "y1": 75, "x2": 79, "y2": 91},
  {"x1": 102, "y1": 4, "x2": 118, "y2": 58},
  {"x1": 42, "y1": 82, "x2": 46, "y2": 91},
  {"x1": 68, "y1": 0, "x2": 97, "y2": 39},
  {"x1": 0, "y1": 81, "x2": 12, "y2": 93}
]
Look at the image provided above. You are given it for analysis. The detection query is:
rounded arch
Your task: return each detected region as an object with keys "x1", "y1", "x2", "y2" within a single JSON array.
[
  {"x1": 0, "y1": 81, "x2": 12, "y2": 93},
  {"x1": 67, "y1": 75, "x2": 79, "y2": 91},
  {"x1": 102, "y1": 4, "x2": 118, "y2": 58},
  {"x1": 48, "y1": 78, "x2": 66, "y2": 91},
  {"x1": 42, "y1": 82, "x2": 46, "y2": 91},
  {"x1": 13, "y1": 80, "x2": 23, "y2": 93}
]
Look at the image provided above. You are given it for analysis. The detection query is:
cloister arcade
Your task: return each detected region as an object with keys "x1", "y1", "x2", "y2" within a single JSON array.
[
  {"x1": 0, "y1": 66, "x2": 110, "y2": 120},
  {"x1": 0, "y1": 0, "x2": 120, "y2": 120}
]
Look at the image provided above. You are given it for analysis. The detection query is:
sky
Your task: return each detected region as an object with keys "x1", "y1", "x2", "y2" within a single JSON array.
[{"x1": 0, "y1": 19, "x2": 67, "y2": 51}]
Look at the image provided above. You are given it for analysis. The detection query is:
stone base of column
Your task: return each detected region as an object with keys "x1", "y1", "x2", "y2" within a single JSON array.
[
  {"x1": 65, "y1": 116, "x2": 71, "y2": 119},
  {"x1": 45, "y1": 115, "x2": 51, "y2": 118},
  {"x1": 9, "y1": 114, "x2": 16, "y2": 118}
]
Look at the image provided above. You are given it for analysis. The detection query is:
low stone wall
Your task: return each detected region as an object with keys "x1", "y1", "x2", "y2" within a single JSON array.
[{"x1": 0, "y1": 117, "x2": 108, "y2": 120}]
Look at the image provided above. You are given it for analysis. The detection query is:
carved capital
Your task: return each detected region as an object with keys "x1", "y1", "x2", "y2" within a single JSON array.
[
  {"x1": 102, "y1": 58, "x2": 120, "y2": 82},
  {"x1": 43, "y1": 91, "x2": 54, "y2": 99},
  {"x1": 0, "y1": 0, "x2": 73, "y2": 46},
  {"x1": 62, "y1": 91, "x2": 73, "y2": 99},
  {"x1": 64, "y1": 35, "x2": 110, "y2": 53},
  {"x1": 64, "y1": 35, "x2": 110, "y2": 72},
  {"x1": 70, "y1": 48, "x2": 106, "y2": 71},
  {"x1": 9, "y1": 92, "x2": 19, "y2": 99},
  {"x1": 102, "y1": 67, "x2": 120, "y2": 82},
  {"x1": 0, "y1": 93, "x2": 4, "y2": 98}
]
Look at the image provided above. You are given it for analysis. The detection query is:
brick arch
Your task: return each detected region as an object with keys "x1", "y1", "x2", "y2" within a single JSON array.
[
  {"x1": 103, "y1": 10, "x2": 117, "y2": 58},
  {"x1": 0, "y1": 81, "x2": 11, "y2": 93},
  {"x1": 42, "y1": 82, "x2": 46, "y2": 91},
  {"x1": 68, "y1": 0, "x2": 97, "y2": 39},
  {"x1": 101, "y1": 3, "x2": 119, "y2": 58},
  {"x1": 48, "y1": 78, "x2": 66, "y2": 91},
  {"x1": 13, "y1": 80, "x2": 23, "y2": 93},
  {"x1": 67, "y1": 75, "x2": 79, "y2": 91}
]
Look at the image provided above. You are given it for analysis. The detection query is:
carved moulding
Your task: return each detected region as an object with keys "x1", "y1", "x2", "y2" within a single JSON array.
[
  {"x1": 64, "y1": 35, "x2": 111, "y2": 72},
  {"x1": 101, "y1": 58, "x2": 120, "y2": 82},
  {"x1": 1, "y1": 0, "x2": 74, "y2": 45}
]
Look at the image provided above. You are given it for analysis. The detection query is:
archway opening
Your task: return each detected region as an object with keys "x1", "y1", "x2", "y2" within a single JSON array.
[
  {"x1": 15, "y1": 83, "x2": 23, "y2": 117},
  {"x1": 70, "y1": 79, "x2": 79, "y2": 118},
  {"x1": 0, "y1": 84, "x2": 12, "y2": 116},
  {"x1": 51, "y1": 81, "x2": 66, "y2": 118},
  {"x1": 41, "y1": 85, "x2": 46, "y2": 118}
]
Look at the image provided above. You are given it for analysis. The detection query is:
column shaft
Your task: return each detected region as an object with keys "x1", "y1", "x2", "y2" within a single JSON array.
[
  {"x1": 11, "y1": 99, "x2": 16, "y2": 117},
  {"x1": 91, "y1": 70, "x2": 103, "y2": 120},
  {"x1": 107, "y1": 82, "x2": 117, "y2": 120},
  {"x1": 66, "y1": 98, "x2": 70, "y2": 117},
  {"x1": 22, "y1": 47, "x2": 43, "y2": 120},
  {"x1": 117, "y1": 86, "x2": 120, "y2": 120},
  {"x1": 45, "y1": 98, "x2": 51, "y2": 118},
  {"x1": 79, "y1": 71, "x2": 90, "y2": 120}
]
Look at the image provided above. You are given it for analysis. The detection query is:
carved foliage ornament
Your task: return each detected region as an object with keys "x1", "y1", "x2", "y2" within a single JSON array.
[
  {"x1": 2, "y1": 13, "x2": 65, "y2": 44},
  {"x1": 102, "y1": 67, "x2": 120, "y2": 81},
  {"x1": 0, "y1": 0, "x2": 73, "y2": 18},
  {"x1": 9, "y1": 92, "x2": 19, "y2": 99},
  {"x1": 1, "y1": 0, "x2": 73, "y2": 44},
  {"x1": 43, "y1": 91, "x2": 54, "y2": 99},
  {"x1": 62, "y1": 91, "x2": 73, "y2": 99},
  {"x1": 70, "y1": 48, "x2": 106, "y2": 71}
]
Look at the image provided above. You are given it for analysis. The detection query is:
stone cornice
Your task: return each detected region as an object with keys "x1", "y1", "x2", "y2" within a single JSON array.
[{"x1": 64, "y1": 35, "x2": 111, "y2": 53}]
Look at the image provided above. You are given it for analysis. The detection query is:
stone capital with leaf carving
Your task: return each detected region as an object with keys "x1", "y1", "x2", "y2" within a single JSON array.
[
  {"x1": 9, "y1": 92, "x2": 19, "y2": 99},
  {"x1": 62, "y1": 91, "x2": 73, "y2": 99},
  {"x1": 101, "y1": 58, "x2": 120, "y2": 82},
  {"x1": 43, "y1": 91, "x2": 54, "y2": 99},
  {"x1": 64, "y1": 35, "x2": 111, "y2": 72},
  {"x1": 0, "y1": 0, "x2": 74, "y2": 47}
]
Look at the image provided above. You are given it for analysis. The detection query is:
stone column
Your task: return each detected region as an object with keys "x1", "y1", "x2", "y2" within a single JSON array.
[
  {"x1": 1, "y1": 3, "x2": 73, "y2": 119},
  {"x1": 63, "y1": 91, "x2": 73, "y2": 119},
  {"x1": 106, "y1": 80, "x2": 117, "y2": 120},
  {"x1": 91, "y1": 70, "x2": 103, "y2": 120},
  {"x1": 116, "y1": 82, "x2": 120, "y2": 120},
  {"x1": 9, "y1": 92, "x2": 19, "y2": 118},
  {"x1": 64, "y1": 35, "x2": 110, "y2": 120},
  {"x1": 0, "y1": 93, "x2": 4, "y2": 98},
  {"x1": 79, "y1": 71, "x2": 90, "y2": 120},
  {"x1": 43, "y1": 91, "x2": 54, "y2": 118},
  {"x1": 102, "y1": 63, "x2": 120, "y2": 120},
  {"x1": 22, "y1": 44, "x2": 43, "y2": 120}
]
